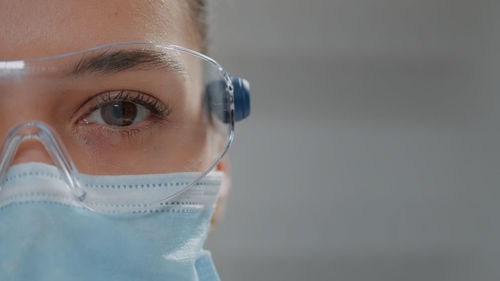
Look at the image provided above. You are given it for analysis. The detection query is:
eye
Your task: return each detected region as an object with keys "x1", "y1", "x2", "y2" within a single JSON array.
[
  {"x1": 79, "y1": 90, "x2": 170, "y2": 128},
  {"x1": 84, "y1": 101, "x2": 152, "y2": 127}
]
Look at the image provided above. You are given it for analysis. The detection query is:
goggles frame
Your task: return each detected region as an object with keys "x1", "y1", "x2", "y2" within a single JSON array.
[{"x1": 0, "y1": 42, "x2": 250, "y2": 212}]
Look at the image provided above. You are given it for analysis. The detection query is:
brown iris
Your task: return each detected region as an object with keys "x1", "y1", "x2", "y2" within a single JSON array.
[{"x1": 100, "y1": 102, "x2": 138, "y2": 126}]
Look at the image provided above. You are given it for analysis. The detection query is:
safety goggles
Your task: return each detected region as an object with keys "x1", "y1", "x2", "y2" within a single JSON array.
[{"x1": 0, "y1": 42, "x2": 250, "y2": 210}]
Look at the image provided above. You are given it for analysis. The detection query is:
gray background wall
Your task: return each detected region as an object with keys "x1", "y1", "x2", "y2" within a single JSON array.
[{"x1": 204, "y1": 1, "x2": 500, "y2": 280}]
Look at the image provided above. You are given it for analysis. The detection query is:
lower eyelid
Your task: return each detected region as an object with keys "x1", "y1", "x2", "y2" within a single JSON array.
[{"x1": 74, "y1": 118, "x2": 165, "y2": 142}]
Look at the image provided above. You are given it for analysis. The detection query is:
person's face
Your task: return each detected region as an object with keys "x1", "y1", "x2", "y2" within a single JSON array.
[
  {"x1": 0, "y1": 0, "x2": 231, "y2": 225},
  {"x1": 0, "y1": 0, "x2": 224, "y2": 174}
]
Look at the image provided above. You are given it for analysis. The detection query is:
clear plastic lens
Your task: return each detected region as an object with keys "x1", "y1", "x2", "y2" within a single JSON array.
[{"x1": 0, "y1": 44, "x2": 234, "y2": 177}]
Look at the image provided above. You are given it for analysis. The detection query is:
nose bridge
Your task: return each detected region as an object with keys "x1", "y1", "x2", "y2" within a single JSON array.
[
  {"x1": 12, "y1": 136, "x2": 52, "y2": 165},
  {"x1": 0, "y1": 121, "x2": 85, "y2": 200},
  {"x1": 0, "y1": 78, "x2": 58, "y2": 137}
]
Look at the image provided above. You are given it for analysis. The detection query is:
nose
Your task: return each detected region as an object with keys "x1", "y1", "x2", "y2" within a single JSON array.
[
  {"x1": 0, "y1": 122, "x2": 55, "y2": 168},
  {"x1": 11, "y1": 139, "x2": 53, "y2": 166},
  {"x1": 0, "y1": 121, "x2": 85, "y2": 200}
]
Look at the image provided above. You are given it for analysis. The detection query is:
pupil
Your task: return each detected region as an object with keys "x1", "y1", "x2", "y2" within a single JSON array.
[{"x1": 101, "y1": 102, "x2": 137, "y2": 126}]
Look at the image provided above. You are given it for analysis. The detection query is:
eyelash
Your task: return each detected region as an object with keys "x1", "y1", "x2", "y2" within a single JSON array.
[
  {"x1": 73, "y1": 89, "x2": 172, "y2": 142},
  {"x1": 90, "y1": 90, "x2": 171, "y2": 119}
]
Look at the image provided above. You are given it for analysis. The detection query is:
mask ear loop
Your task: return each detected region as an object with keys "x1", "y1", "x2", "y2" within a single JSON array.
[{"x1": 0, "y1": 121, "x2": 86, "y2": 202}]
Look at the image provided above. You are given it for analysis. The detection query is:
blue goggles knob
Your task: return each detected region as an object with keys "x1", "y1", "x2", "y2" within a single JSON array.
[{"x1": 206, "y1": 77, "x2": 251, "y2": 123}]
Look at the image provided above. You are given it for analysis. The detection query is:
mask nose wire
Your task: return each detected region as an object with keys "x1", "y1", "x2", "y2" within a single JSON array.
[{"x1": 0, "y1": 121, "x2": 86, "y2": 202}]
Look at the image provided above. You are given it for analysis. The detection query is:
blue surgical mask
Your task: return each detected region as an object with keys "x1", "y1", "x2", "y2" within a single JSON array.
[{"x1": 0, "y1": 162, "x2": 222, "y2": 281}]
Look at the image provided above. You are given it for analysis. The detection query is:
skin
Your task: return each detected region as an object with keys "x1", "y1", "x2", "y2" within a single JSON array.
[
  {"x1": 0, "y1": 0, "x2": 201, "y2": 165},
  {"x1": 0, "y1": 0, "x2": 202, "y2": 58},
  {"x1": 0, "y1": 0, "x2": 230, "y2": 221}
]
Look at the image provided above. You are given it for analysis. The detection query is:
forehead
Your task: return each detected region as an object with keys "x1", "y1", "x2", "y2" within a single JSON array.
[{"x1": 0, "y1": 0, "x2": 196, "y2": 59}]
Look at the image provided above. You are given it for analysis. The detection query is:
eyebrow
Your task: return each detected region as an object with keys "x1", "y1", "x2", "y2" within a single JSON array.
[{"x1": 71, "y1": 49, "x2": 186, "y2": 75}]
